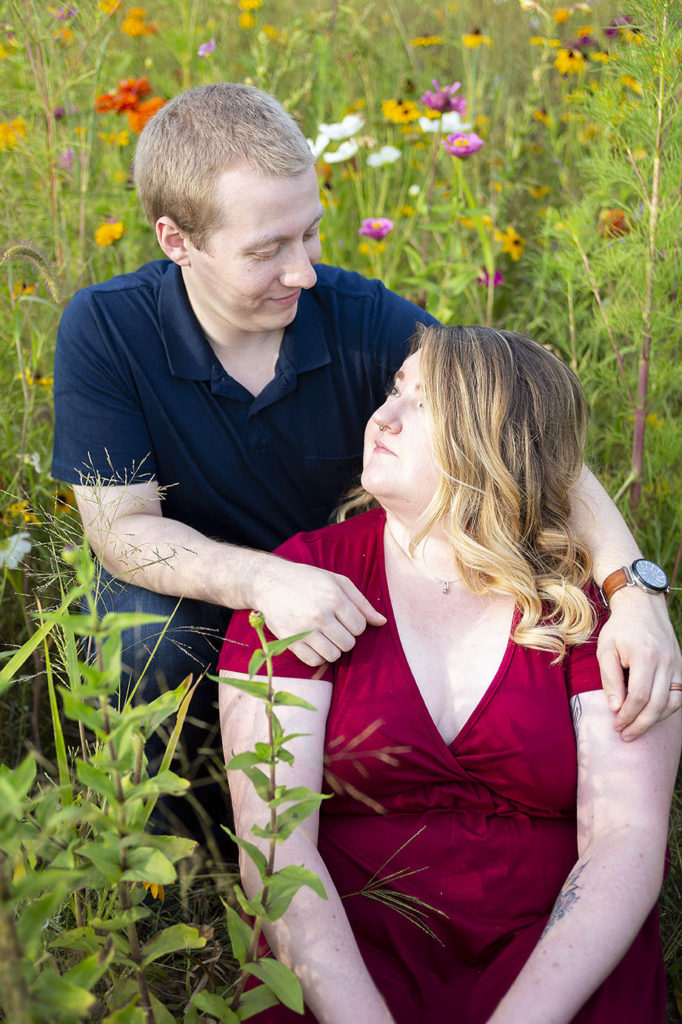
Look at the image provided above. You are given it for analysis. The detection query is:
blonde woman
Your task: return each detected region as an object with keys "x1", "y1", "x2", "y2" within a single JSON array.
[{"x1": 219, "y1": 326, "x2": 680, "y2": 1024}]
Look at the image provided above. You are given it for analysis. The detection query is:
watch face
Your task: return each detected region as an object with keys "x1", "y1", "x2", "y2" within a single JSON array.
[{"x1": 632, "y1": 558, "x2": 668, "y2": 591}]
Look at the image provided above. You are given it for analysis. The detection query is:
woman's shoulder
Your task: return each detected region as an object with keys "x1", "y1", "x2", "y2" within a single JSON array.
[{"x1": 275, "y1": 507, "x2": 385, "y2": 571}]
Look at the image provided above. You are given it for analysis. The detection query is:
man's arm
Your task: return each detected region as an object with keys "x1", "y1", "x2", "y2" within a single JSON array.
[
  {"x1": 570, "y1": 467, "x2": 681, "y2": 739},
  {"x1": 73, "y1": 481, "x2": 386, "y2": 667}
]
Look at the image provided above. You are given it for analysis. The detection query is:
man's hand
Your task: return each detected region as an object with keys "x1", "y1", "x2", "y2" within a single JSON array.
[
  {"x1": 597, "y1": 588, "x2": 682, "y2": 741},
  {"x1": 249, "y1": 556, "x2": 386, "y2": 666}
]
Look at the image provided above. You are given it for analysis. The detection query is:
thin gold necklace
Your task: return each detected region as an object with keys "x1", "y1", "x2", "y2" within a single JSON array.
[{"x1": 385, "y1": 522, "x2": 457, "y2": 594}]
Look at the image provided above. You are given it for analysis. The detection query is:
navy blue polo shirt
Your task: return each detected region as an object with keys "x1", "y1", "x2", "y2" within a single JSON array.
[{"x1": 52, "y1": 261, "x2": 436, "y2": 551}]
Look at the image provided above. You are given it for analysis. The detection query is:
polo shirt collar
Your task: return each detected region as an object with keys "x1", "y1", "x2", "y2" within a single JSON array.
[{"x1": 157, "y1": 260, "x2": 331, "y2": 383}]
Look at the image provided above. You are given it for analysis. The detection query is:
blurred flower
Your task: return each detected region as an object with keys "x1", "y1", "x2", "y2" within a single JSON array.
[
  {"x1": 591, "y1": 51, "x2": 610, "y2": 63},
  {"x1": 53, "y1": 25, "x2": 72, "y2": 44},
  {"x1": 359, "y1": 217, "x2": 394, "y2": 240},
  {"x1": 497, "y1": 226, "x2": 524, "y2": 260},
  {"x1": 49, "y1": 6, "x2": 77, "y2": 17},
  {"x1": 54, "y1": 487, "x2": 77, "y2": 514},
  {"x1": 421, "y1": 79, "x2": 467, "y2": 116},
  {"x1": 322, "y1": 139, "x2": 359, "y2": 163},
  {"x1": 263, "y1": 24, "x2": 280, "y2": 39},
  {"x1": 477, "y1": 268, "x2": 504, "y2": 287},
  {"x1": 533, "y1": 108, "x2": 550, "y2": 125},
  {"x1": 96, "y1": 77, "x2": 151, "y2": 113},
  {"x1": 307, "y1": 133, "x2": 330, "y2": 159},
  {"x1": 7, "y1": 501, "x2": 39, "y2": 524},
  {"x1": 318, "y1": 114, "x2": 364, "y2": 140},
  {"x1": 239, "y1": 0, "x2": 262, "y2": 6},
  {"x1": 12, "y1": 282, "x2": 36, "y2": 299},
  {"x1": 529, "y1": 184, "x2": 550, "y2": 198},
  {"x1": 411, "y1": 35, "x2": 443, "y2": 47},
  {"x1": 99, "y1": 0, "x2": 122, "y2": 10},
  {"x1": 0, "y1": 532, "x2": 32, "y2": 570},
  {"x1": 530, "y1": 36, "x2": 545, "y2": 45},
  {"x1": 0, "y1": 118, "x2": 27, "y2": 151},
  {"x1": 442, "y1": 131, "x2": 484, "y2": 158},
  {"x1": 238, "y1": 11, "x2": 256, "y2": 28},
  {"x1": 54, "y1": 106, "x2": 66, "y2": 120},
  {"x1": 408, "y1": 184, "x2": 421, "y2": 197},
  {"x1": 598, "y1": 208, "x2": 629, "y2": 237},
  {"x1": 382, "y1": 98, "x2": 420, "y2": 124},
  {"x1": 127, "y1": 96, "x2": 165, "y2": 132},
  {"x1": 142, "y1": 881, "x2": 165, "y2": 900},
  {"x1": 462, "y1": 28, "x2": 492, "y2": 48},
  {"x1": 419, "y1": 111, "x2": 470, "y2": 134},
  {"x1": 197, "y1": 37, "x2": 215, "y2": 57},
  {"x1": 366, "y1": 145, "x2": 401, "y2": 166},
  {"x1": 95, "y1": 219, "x2": 125, "y2": 246},
  {"x1": 553, "y1": 7, "x2": 570, "y2": 23},
  {"x1": 554, "y1": 48, "x2": 585, "y2": 74},
  {"x1": 604, "y1": 15, "x2": 630, "y2": 37},
  {"x1": 121, "y1": 6, "x2": 156, "y2": 36},
  {"x1": 58, "y1": 146, "x2": 74, "y2": 169},
  {"x1": 620, "y1": 74, "x2": 642, "y2": 94}
]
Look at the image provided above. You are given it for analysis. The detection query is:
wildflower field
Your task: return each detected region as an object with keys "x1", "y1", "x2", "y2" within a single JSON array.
[{"x1": 1, "y1": 0, "x2": 681, "y2": 1019}]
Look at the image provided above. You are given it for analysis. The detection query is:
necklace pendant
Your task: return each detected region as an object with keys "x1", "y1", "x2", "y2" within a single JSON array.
[{"x1": 441, "y1": 580, "x2": 449, "y2": 594}]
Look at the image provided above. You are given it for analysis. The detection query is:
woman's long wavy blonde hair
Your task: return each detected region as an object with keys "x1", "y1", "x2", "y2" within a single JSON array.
[{"x1": 340, "y1": 324, "x2": 595, "y2": 658}]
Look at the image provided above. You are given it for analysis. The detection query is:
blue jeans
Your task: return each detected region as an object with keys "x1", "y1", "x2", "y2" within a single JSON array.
[{"x1": 91, "y1": 567, "x2": 234, "y2": 857}]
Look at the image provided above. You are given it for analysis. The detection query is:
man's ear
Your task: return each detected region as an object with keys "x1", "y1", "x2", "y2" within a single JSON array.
[{"x1": 156, "y1": 216, "x2": 191, "y2": 265}]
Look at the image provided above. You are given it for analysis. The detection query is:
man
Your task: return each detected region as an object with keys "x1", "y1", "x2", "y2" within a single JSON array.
[{"x1": 52, "y1": 84, "x2": 680, "y2": 840}]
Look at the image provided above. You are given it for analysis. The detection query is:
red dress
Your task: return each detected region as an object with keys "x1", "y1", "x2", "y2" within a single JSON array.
[{"x1": 218, "y1": 508, "x2": 665, "y2": 1023}]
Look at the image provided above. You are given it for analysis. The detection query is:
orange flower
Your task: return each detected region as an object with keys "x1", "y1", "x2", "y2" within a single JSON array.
[
  {"x1": 598, "y1": 208, "x2": 629, "y2": 238},
  {"x1": 127, "y1": 96, "x2": 165, "y2": 132},
  {"x1": 96, "y1": 77, "x2": 151, "y2": 113}
]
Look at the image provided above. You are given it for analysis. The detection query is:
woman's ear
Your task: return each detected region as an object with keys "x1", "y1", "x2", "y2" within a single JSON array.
[{"x1": 156, "y1": 216, "x2": 191, "y2": 266}]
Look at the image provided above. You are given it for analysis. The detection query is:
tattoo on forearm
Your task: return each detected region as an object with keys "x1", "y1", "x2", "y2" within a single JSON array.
[
  {"x1": 542, "y1": 860, "x2": 590, "y2": 938},
  {"x1": 570, "y1": 694, "x2": 582, "y2": 738}
]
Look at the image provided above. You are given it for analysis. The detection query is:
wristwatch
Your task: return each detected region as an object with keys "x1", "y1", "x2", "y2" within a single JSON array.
[{"x1": 600, "y1": 559, "x2": 670, "y2": 607}]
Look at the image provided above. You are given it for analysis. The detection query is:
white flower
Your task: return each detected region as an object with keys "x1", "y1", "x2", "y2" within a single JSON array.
[
  {"x1": 0, "y1": 531, "x2": 32, "y2": 570},
  {"x1": 323, "y1": 139, "x2": 359, "y2": 163},
  {"x1": 418, "y1": 112, "x2": 471, "y2": 134},
  {"x1": 408, "y1": 184, "x2": 421, "y2": 196},
  {"x1": 307, "y1": 133, "x2": 330, "y2": 158},
  {"x1": 318, "y1": 113, "x2": 364, "y2": 140},
  {"x1": 22, "y1": 453, "x2": 43, "y2": 472},
  {"x1": 366, "y1": 145, "x2": 401, "y2": 167}
]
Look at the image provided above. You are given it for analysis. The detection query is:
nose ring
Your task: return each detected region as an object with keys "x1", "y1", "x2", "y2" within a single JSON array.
[{"x1": 379, "y1": 424, "x2": 387, "y2": 431}]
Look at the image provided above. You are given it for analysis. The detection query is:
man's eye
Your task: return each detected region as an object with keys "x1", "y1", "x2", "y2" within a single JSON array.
[
  {"x1": 252, "y1": 250, "x2": 278, "y2": 261},
  {"x1": 385, "y1": 384, "x2": 398, "y2": 397}
]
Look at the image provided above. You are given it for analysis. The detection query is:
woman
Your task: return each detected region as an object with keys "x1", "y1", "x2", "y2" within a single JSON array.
[{"x1": 218, "y1": 325, "x2": 680, "y2": 1023}]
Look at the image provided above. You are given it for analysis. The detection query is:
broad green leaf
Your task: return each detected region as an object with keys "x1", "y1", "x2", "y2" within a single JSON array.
[
  {"x1": 233, "y1": 885, "x2": 266, "y2": 918},
  {"x1": 100, "y1": 612, "x2": 168, "y2": 632},
  {"x1": 77, "y1": 759, "x2": 119, "y2": 803},
  {"x1": 191, "y1": 990, "x2": 240, "y2": 1022},
  {"x1": 123, "y1": 770, "x2": 190, "y2": 801},
  {"x1": 272, "y1": 691, "x2": 317, "y2": 709},
  {"x1": 243, "y1": 958, "x2": 303, "y2": 1013},
  {"x1": 102, "y1": 998, "x2": 146, "y2": 1024},
  {"x1": 31, "y1": 967, "x2": 98, "y2": 1017},
  {"x1": 121, "y1": 847, "x2": 177, "y2": 885},
  {"x1": 140, "y1": 923, "x2": 206, "y2": 966},
  {"x1": 237, "y1": 984, "x2": 279, "y2": 1020},
  {"x1": 64, "y1": 939, "x2": 116, "y2": 989},
  {"x1": 16, "y1": 887, "x2": 66, "y2": 956},
  {"x1": 88, "y1": 906, "x2": 151, "y2": 932},
  {"x1": 49, "y1": 926, "x2": 104, "y2": 955},
  {"x1": 225, "y1": 905, "x2": 253, "y2": 965},
  {"x1": 262, "y1": 632, "x2": 310, "y2": 657},
  {"x1": 59, "y1": 689, "x2": 107, "y2": 736},
  {"x1": 226, "y1": 830, "x2": 268, "y2": 877},
  {"x1": 264, "y1": 865, "x2": 327, "y2": 921},
  {"x1": 221, "y1": 675, "x2": 269, "y2": 700}
]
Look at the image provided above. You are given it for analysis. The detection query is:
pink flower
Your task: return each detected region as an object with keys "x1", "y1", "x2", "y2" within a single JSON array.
[
  {"x1": 421, "y1": 79, "x2": 467, "y2": 116},
  {"x1": 58, "y1": 147, "x2": 73, "y2": 170},
  {"x1": 50, "y1": 6, "x2": 77, "y2": 18},
  {"x1": 197, "y1": 37, "x2": 216, "y2": 57},
  {"x1": 359, "y1": 217, "x2": 394, "y2": 240},
  {"x1": 442, "y1": 132, "x2": 484, "y2": 158},
  {"x1": 476, "y1": 268, "x2": 504, "y2": 287}
]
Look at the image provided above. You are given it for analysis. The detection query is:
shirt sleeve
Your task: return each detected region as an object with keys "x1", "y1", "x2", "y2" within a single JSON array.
[
  {"x1": 217, "y1": 532, "x2": 335, "y2": 683},
  {"x1": 51, "y1": 288, "x2": 157, "y2": 486},
  {"x1": 565, "y1": 586, "x2": 610, "y2": 698}
]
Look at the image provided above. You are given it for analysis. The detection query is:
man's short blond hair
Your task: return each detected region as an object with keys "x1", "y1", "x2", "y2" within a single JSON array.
[{"x1": 133, "y1": 83, "x2": 314, "y2": 250}]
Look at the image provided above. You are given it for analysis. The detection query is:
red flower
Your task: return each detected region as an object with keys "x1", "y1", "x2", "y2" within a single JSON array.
[{"x1": 95, "y1": 77, "x2": 151, "y2": 114}]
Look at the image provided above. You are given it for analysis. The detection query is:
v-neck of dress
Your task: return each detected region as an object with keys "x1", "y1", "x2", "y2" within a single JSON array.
[{"x1": 375, "y1": 513, "x2": 519, "y2": 755}]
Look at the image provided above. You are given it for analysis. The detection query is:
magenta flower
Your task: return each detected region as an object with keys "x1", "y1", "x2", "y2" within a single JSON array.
[
  {"x1": 604, "y1": 15, "x2": 630, "y2": 37},
  {"x1": 420, "y1": 79, "x2": 467, "y2": 116},
  {"x1": 58, "y1": 147, "x2": 74, "y2": 170},
  {"x1": 477, "y1": 268, "x2": 504, "y2": 287},
  {"x1": 197, "y1": 37, "x2": 216, "y2": 57},
  {"x1": 442, "y1": 132, "x2": 484, "y2": 158},
  {"x1": 359, "y1": 217, "x2": 394, "y2": 240},
  {"x1": 51, "y1": 7, "x2": 77, "y2": 18}
]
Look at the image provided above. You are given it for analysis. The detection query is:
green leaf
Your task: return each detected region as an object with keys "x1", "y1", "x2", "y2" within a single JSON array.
[
  {"x1": 123, "y1": 770, "x2": 190, "y2": 801},
  {"x1": 48, "y1": 926, "x2": 105, "y2": 955},
  {"x1": 99, "y1": 612, "x2": 168, "y2": 632},
  {"x1": 64, "y1": 939, "x2": 116, "y2": 989},
  {"x1": 16, "y1": 887, "x2": 66, "y2": 956},
  {"x1": 102, "y1": 998, "x2": 146, "y2": 1023},
  {"x1": 88, "y1": 906, "x2": 151, "y2": 932},
  {"x1": 262, "y1": 632, "x2": 310, "y2": 657},
  {"x1": 226, "y1": 830, "x2": 268, "y2": 877},
  {"x1": 253, "y1": 796, "x2": 325, "y2": 842},
  {"x1": 236, "y1": 984, "x2": 279, "y2": 1020},
  {"x1": 191, "y1": 990, "x2": 240, "y2": 1022},
  {"x1": 264, "y1": 864, "x2": 327, "y2": 921},
  {"x1": 239, "y1": 765, "x2": 271, "y2": 800},
  {"x1": 221, "y1": 674, "x2": 269, "y2": 700},
  {"x1": 121, "y1": 847, "x2": 177, "y2": 885},
  {"x1": 227, "y1": 750, "x2": 266, "y2": 770},
  {"x1": 60, "y1": 689, "x2": 107, "y2": 736},
  {"x1": 243, "y1": 959, "x2": 304, "y2": 1013},
  {"x1": 225, "y1": 905, "x2": 253, "y2": 965},
  {"x1": 233, "y1": 885, "x2": 266, "y2": 918},
  {"x1": 77, "y1": 759, "x2": 119, "y2": 803},
  {"x1": 272, "y1": 691, "x2": 317, "y2": 710},
  {"x1": 140, "y1": 923, "x2": 206, "y2": 966},
  {"x1": 31, "y1": 967, "x2": 98, "y2": 1017}
]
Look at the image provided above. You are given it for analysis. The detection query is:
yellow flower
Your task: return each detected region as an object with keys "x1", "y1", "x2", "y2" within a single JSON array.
[
  {"x1": 142, "y1": 881, "x2": 165, "y2": 900},
  {"x1": 263, "y1": 24, "x2": 280, "y2": 39},
  {"x1": 547, "y1": 38, "x2": 561, "y2": 48},
  {"x1": 533, "y1": 108, "x2": 550, "y2": 125},
  {"x1": 53, "y1": 25, "x2": 72, "y2": 44},
  {"x1": 621, "y1": 74, "x2": 642, "y2": 94},
  {"x1": 12, "y1": 282, "x2": 36, "y2": 299},
  {"x1": 530, "y1": 36, "x2": 545, "y2": 46},
  {"x1": 399, "y1": 204, "x2": 416, "y2": 217},
  {"x1": 8, "y1": 501, "x2": 40, "y2": 524},
  {"x1": 529, "y1": 185, "x2": 550, "y2": 198},
  {"x1": 410, "y1": 35, "x2": 443, "y2": 47},
  {"x1": 496, "y1": 226, "x2": 524, "y2": 261},
  {"x1": 0, "y1": 119, "x2": 27, "y2": 151},
  {"x1": 0, "y1": 41, "x2": 8, "y2": 59},
  {"x1": 95, "y1": 220, "x2": 125, "y2": 246},
  {"x1": 577, "y1": 24, "x2": 594, "y2": 35},
  {"x1": 553, "y1": 7, "x2": 570, "y2": 23},
  {"x1": 554, "y1": 48, "x2": 585, "y2": 75},
  {"x1": 591, "y1": 51, "x2": 610, "y2": 63},
  {"x1": 462, "y1": 29, "x2": 492, "y2": 49},
  {"x1": 382, "y1": 98, "x2": 420, "y2": 124},
  {"x1": 475, "y1": 114, "x2": 490, "y2": 131},
  {"x1": 121, "y1": 8, "x2": 156, "y2": 35},
  {"x1": 114, "y1": 170, "x2": 127, "y2": 181},
  {"x1": 238, "y1": 11, "x2": 256, "y2": 28},
  {"x1": 238, "y1": 0, "x2": 262, "y2": 8},
  {"x1": 99, "y1": 0, "x2": 122, "y2": 11}
]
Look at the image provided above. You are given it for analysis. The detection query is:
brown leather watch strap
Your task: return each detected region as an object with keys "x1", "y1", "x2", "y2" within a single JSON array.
[{"x1": 600, "y1": 566, "x2": 631, "y2": 605}]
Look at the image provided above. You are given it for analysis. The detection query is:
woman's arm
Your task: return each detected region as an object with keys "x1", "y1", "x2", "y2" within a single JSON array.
[
  {"x1": 570, "y1": 467, "x2": 681, "y2": 738},
  {"x1": 486, "y1": 689, "x2": 681, "y2": 1024},
  {"x1": 219, "y1": 672, "x2": 395, "y2": 1024}
]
